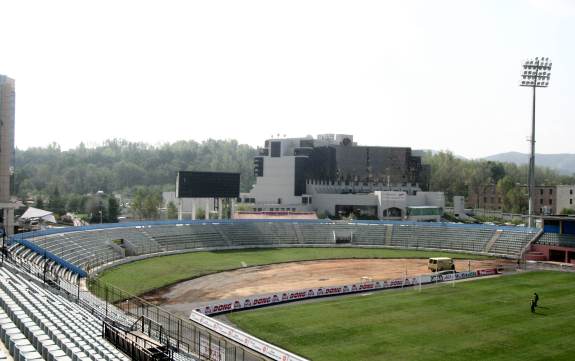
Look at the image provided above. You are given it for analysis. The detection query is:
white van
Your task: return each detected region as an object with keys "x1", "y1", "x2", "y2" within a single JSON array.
[{"x1": 428, "y1": 257, "x2": 455, "y2": 272}]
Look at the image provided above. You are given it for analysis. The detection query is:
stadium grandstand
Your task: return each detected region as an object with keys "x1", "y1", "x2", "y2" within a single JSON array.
[
  {"x1": 7, "y1": 220, "x2": 540, "y2": 282},
  {"x1": 0, "y1": 219, "x2": 553, "y2": 360}
]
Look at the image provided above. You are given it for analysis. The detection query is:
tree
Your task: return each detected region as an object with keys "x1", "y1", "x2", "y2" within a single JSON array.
[
  {"x1": 107, "y1": 197, "x2": 120, "y2": 223},
  {"x1": 496, "y1": 176, "x2": 528, "y2": 213},
  {"x1": 66, "y1": 194, "x2": 87, "y2": 213},
  {"x1": 167, "y1": 201, "x2": 178, "y2": 219},
  {"x1": 131, "y1": 187, "x2": 162, "y2": 220},
  {"x1": 425, "y1": 151, "x2": 468, "y2": 202},
  {"x1": 48, "y1": 187, "x2": 66, "y2": 216},
  {"x1": 488, "y1": 161, "x2": 506, "y2": 183},
  {"x1": 86, "y1": 196, "x2": 106, "y2": 224},
  {"x1": 467, "y1": 162, "x2": 492, "y2": 208},
  {"x1": 235, "y1": 203, "x2": 253, "y2": 211},
  {"x1": 196, "y1": 208, "x2": 205, "y2": 219},
  {"x1": 14, "y1": 138, "x2": 258, "y2": 197},
  {"x1": 35, "y1": 197, "x2": 44, "y2": 209}
]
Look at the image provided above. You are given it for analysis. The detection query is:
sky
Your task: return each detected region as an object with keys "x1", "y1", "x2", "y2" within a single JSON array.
[{"x1": 1, "y1": 0, "x2": 574, "y2": 159}]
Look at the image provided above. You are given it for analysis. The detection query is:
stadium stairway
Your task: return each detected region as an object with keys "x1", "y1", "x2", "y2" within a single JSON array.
[
  {"x1": 488, "y1": 231, "x2": 534, "y2": 257},
  {"x1": 483, "y1": 230, "x2": 503, "y2": 253}
]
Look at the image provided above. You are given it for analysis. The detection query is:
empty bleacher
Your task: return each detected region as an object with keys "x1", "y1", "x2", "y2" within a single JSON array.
[
  {"x1": 488, "y1": 231, "x2": 534, "y2": 256},
  {"x1": 0, "y1": 219, "x2": 545, "y2": 361},
  {"x1": 219, "y1": 223, "x2": 266, "y2": 247},
  {"x1": 0, "y1": 264, "x2": 130, "y2": 361},
  {"x1": 7, "y1": 221, "x2": 540, "y2": 283},
  {"x1": 257, "y1": 223, "x2": 300, "y2": 245},
  {"x1": 294, "y1": 223, "x2": 337, "y2": 244},
  {"x1": 147, "y1": 224, "x2": 228, "y2": 251},
  {"x1": 391, "y1": 224, "x2": 495, "y2": 252},
  {"x1": 349, "y1": 224, "x2": 388, "y2": 245},
  {"x1": 537, "y1": 233, "x2": 575, "y2": 248}
]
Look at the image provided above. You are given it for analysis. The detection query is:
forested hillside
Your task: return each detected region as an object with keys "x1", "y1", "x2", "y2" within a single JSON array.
[
  {"x1": 14, "y1": 141, "x2": 575, "y2": 218},
  {"x1": 14, "y1": 139, "x2": 257, "y2": 219}
]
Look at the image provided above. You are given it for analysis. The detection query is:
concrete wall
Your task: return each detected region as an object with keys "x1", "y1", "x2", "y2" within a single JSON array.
[
  {"x1": 453, "y1": 196, "x2": 465, "y2": 216},
  {"x1": 407, "y1": 192, "x2": 445, "y2": 208},
  {"x1": 375, "y1": 191, "x2": 407, "y2": 218},
  {"x1": 249, "y1": 156, "x2": 301, "y2": 205},
  {"x1": 313, "y1": 193, "x2": 378, "y2": 216}
]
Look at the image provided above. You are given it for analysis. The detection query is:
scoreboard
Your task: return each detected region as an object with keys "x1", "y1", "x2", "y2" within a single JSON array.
[{"x1": 176, "y1": 171, "x2": 240, "y2": 198}]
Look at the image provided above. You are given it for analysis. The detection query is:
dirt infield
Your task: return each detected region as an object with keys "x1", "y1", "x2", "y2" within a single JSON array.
[{"x1": 141, "y1": 258, "x2": 512, "y2": 317}]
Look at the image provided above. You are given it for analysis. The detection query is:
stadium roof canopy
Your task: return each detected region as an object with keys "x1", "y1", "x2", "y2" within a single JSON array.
[{"x1": 19, "y1": 207, "x2": 57, "y2": 223}]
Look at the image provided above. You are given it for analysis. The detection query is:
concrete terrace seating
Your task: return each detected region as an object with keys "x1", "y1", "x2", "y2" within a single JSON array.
[
  {"x1": 537, "y1": 233, "x2": 575, "y2": 248},
  {"x1": 294, "y1": 223, "x2": 337, "y2": 244},
  {"x1": 0, "y1": 266, "x2": 130, "y2": 361},
  {"x1": 8, "y1": 221, "x2": 540, "y2": 281},
  {"x1": 350, "y1": 224, "x2": 388, "y2": 245},
  {"x1": 489, "y1": 231, "x2": 533, "y2": 256},
  {"x1": 388, "y1": 223, "x2": 496, "y2": 253},
  {"x1": 108, "y1": 228, "x2": 162, "y2": 256},
  {"x1": 256, "y1": 223, "x2": 299, "y2": 245},
  {"x1": 146, "y1": 224, "x2": 228, "y2": 251},
  {"x1": 219, "y1": 223, "x2": 266, "y2": 246}
]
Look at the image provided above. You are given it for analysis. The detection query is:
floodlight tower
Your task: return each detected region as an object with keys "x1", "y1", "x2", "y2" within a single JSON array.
[{"x1": 520, "y1": 57, "x2": 552, "y2": 228}]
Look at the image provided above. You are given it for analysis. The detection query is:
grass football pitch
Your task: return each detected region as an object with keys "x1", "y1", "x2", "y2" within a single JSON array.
[
  {"x1": 98, "y1": 247, "x2": 489, "y2": 296},
  {"x1": 228, "y1": 271, "x2": 575, "y2": 361}
]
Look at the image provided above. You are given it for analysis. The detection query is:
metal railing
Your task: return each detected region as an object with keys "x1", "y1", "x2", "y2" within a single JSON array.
[
  {"x1": 103, "y1": 321, "x2": 172, "y2": 361},
  {"x1": 72, "y1": 276, "x2": 271, "y2": 361}
]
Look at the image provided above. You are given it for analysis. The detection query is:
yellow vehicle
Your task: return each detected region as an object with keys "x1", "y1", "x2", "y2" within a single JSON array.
[{"x1": 428, "y1": 257, "x2": 455, "y2": 272}]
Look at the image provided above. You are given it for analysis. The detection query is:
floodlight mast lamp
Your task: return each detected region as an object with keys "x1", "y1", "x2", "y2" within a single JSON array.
[{"x1": 520, "y1": 57, "x2": 552, "y2": 228}]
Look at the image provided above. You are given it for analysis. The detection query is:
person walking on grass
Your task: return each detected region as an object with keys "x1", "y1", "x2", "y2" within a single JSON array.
[
  {"x1": 534, "y1": 292, "x2": 539, "y2": 307},
  {"x1": 530, "y1": 297, "x2": 536, "y2": 313}
]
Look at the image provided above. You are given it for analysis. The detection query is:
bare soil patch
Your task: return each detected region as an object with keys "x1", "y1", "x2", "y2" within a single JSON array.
[{"x1": 142, "y1": 258, "x2": 511, "y2": 317}]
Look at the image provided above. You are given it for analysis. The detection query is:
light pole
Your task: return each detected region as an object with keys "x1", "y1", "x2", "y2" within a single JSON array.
[{"x1": 520, "y1": 57, "x2": 552, "y2": 228}]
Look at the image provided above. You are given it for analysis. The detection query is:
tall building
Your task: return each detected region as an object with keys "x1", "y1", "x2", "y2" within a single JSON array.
[
  {"x1": 0, "y1": 75, "x2": 16, "y2": 234},
  {"x1": 240, "y1": 134, "x2": 442, "y2": 220}
]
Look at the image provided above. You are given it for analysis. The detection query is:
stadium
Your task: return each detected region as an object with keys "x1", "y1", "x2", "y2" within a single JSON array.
[
  {"x1": 0, "y1": 218, "x2": 573, "y2": 361},
  {"x1": 0, "y1": 135, "x2": 574, "y2": 361}
]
